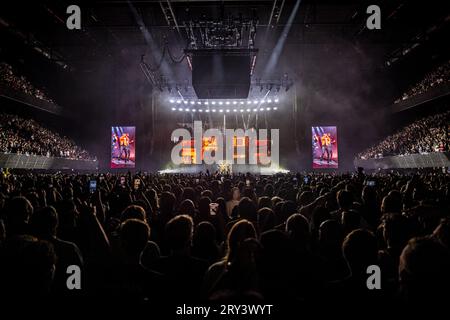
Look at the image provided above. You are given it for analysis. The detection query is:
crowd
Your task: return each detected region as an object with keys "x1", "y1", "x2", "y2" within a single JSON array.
[
  {"x1": 395, "y1": 59, "x2": 450, "y2": 103},
  {"x1": 358, "y1": 110, "x2": 449, "y2": 159},
  {"x1": 0, "y1": 62, "x2": 55, "y2": 104},
  {"x1": 0, "y1": 112, "x2": 93, "y2": 160},
  {"x1": 0, "y1": 170, "x2": 449, "y2": 311}
]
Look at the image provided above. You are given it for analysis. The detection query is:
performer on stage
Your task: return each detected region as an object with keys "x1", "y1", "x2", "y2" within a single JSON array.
[
  {"x1": 320, "y1": 133, "x2": 335, "y2": 163},
  {"x1": 119, "y1": 132, "x2": 131, "y2": 163}
]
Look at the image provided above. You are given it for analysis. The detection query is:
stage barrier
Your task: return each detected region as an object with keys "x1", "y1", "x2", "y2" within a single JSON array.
[
  {"x1": 354, "y1": 152, "x2": 450, "y2": 170},
  {"x1": 0, "y1": 153, "x2": 98, "y2": 170}
]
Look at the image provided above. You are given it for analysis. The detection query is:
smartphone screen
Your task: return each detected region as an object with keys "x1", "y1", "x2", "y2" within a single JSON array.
[
  {"x1": 89, "y1": 180, "x2": 97, "y2": 193},
  {"x1": 304, "y1": 177, "x2": 309, "y2": 184},
  {"x1": 134, "y1": 178, "x2": 141, "y2": 190},
  {"x1": 209, "y1": 203, "x2": 219, "y2": 216},
  {"x1": 366, "y1": 180, "x2": 376, "y2": 187}
]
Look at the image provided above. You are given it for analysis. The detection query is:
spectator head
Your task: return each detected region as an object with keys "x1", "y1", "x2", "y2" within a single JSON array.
[
  {"x1": 381, "y1": 191, "x2": 402, "y2": 214},
  {"x1": 342, "y1": 229, "x2": 378, "y2": 275},
  {"x1": 120, "y1": 219, "x2": 150, "y2": 257},
  {"x1": 182, "y1": 187, "x2": 196, "y2": 202},
  {"x1": 257, "y1": 196, "x2": 272, "y2": 210},
  {"x1": 382, "y1": 213, "x2": 410, "y2": 250},
  {"x1": 30, "y1": 206, "x2": 58, "y2": 239},
  {"x1": 399, "y1": 236, "x2": 450, "y2": 304},
  {"x1": 165, "y1": 215, "x2": 194, "y2": 254},
  {"x1": 226, "y1": 219, "x2": 257, "y2": 263},
  {"x1": 160, "y1": 191, "x2": 176, "y2": 216},
  {"x1": 257, "y1": 207, "x2": 276, "y2": 232},
  {"x1": 1, "y1": 235, "x2": 56, "y2": 294},
  {"x1": 341, "y1": 209, "x2": 362, "y2": 235},
  {"x1": 238, "y1": 197, "x2": 257, "y2": 222},
  {"x1": 297, "y1": 191, "x2": 314, "y2": 207},
  {"x1": 279, "y1": 200, "x2": 297, "y2": 223},
  {"x1": 337, "y1": 190, "x2": 353, "y2": 211},
  {"x1": 120, "y1": 205, "x2": 146, "y2": 222},
  {"x1": 179, "y1": 199, "x2": 196, "y2": 218},
  {"x1": 231, "y1": 187, "x2": 241, "y2": 201},
  {"x1": 5, "y1": 196, "x2": 33, "y2": 233},
  {"x1": 319, "y1": 219, "x2": 343, "y2": 249},
  {"x1": 286, "y1": 213, "x2": 310, "y2": 250},
  {"x1": 433, "y1": 218, "x2": 450, "y2": 249}
]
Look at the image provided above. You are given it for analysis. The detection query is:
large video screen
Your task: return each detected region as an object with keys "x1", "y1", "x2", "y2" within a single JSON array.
[
  {"x1": 312, "y1": 126, "x2": 338, "y2": 169},
  {"x1": 111, "y1": 126, "x2": 135, "y2": 168}
]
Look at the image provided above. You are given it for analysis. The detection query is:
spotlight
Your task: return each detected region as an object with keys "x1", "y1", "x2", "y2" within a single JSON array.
[
  {"x1": 266, "y1": 107, "x2": 271, "y2": 111},
  {"x1": 212, "y1": 101, "x2": 216, "y2": 105},
  {"x1": 197, "y1": 101, "x2": 202, "y2": 105},
  {"x1": 192, "y1": 109, "x2": 196, "y2": 112},
  {"x1": 205, "y1": 101, "x2": 209, "y2": 105},
  {"x1": 260, "y1": 100, "x2": 265, "y2": 103},
  {"x1": 183, "y1": 100, "x2": 188, "y2": 105},
  {"x1": 247, "y1": 101, "x2": 252, "y2": 105},
  {"x1": 233, "y1": 109, "x2": 237, "y2": 112},
  {"x1": 185, "y1": 108, "x2": 190, "y2": 111},
  {"x1": 225, "y1": 101, "x2": 230, "y2": 105},
  {"x1": 233, "y1": 101, "x2": 237, "y2": 105},
  {"x1": 219, "y1": 109, "x2": 223, "y2": 113},
  {"x1": 240, "y1": 109, "x2": 244, "y2": 112},
  {"x1": 246, "y1": 108, "x2": 251, "y2": 112},
  {"x1": 178, "y1": 108, "x2": 183, "y2": 111},
  {"x1": 253, "y1": 108, "x2": 257, "y2": 112},
  {"x1": 253, "y1": 100, "x2": 258, "y2": 104},
  {"x1": 267, "y1": 99, "x2": 272, "y2": 103},
  {"x1": 240, "y1": 101, "x2": 244, "y2": 105},
  {"x1": 273, "y1": 107, "x2": 278, "y2": 110},
  {"x1": 274, "y1": 98, "x2": 279, "y2": 103},
  {"x1": 199, "y1": 109, "x2": 203, "y2": 112},
  {"x1": 190, "y1": 101, "x2": 195, "y2": 105},
  {"x1": 171, "y1": 107, "x2": 176, "y2": 111},
  {"x1": 212, "y1": 109, "x2": 216, "y2": 112},
  {"x1": 176, "y1": 100, "x2": 181, "y2": 104},
  {"x1": 169, "y1": 99, "x2": 175, "y2": 103},
  {"x1": 219, "y1": 101, "x2": 223, "y2": 105},
  {"x1": 226, "y1": 109, "x2": 230, "y2": 113},
  {"x1": 205, "y1": 109, "x2": 210, "y2": 113}
]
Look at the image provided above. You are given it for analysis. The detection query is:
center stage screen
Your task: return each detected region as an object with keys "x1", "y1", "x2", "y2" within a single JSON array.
[
  {"x1": 312, "y1": 126, "x2": 338, "y2": 169},
  {"x1": 111, "y1": 126, "x2": 136, "y2": 168}
]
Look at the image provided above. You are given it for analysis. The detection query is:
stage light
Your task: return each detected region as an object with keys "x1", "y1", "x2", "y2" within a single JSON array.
[
  {"x1": 211, "y1": 101, "x2": 216, "y2": 105},
  {"x1": 240, "y1": 101, "x2": 244, "y2": 105},
  {"x1": 273, "y1": 107, "x2": 278, "y2": 110},
  {"x1": 226, "y1": 109, "x2": 230, "y2": 113},
  {"x1": 246, "y1": 108, "x2": 251, "y2": 112},
  {"x1": 225, "y1": 101, "x2": 230, "y2": 105},
  {"x1": 178, "y1": 108, "x2": 183, "y2": 111},
  {"x1": 267, "y1": 99, "x2": 272, "y2": 103},
  {"x1": 274, "y1": 98, "x2": 279, "y2": 103},
  {"x1": 247, "y1": 101, "x2": 252, "y2": 105},
  {"x1": 253, "y1": 108, "x2": 257, "y2": 112},
  {"x1": 183, "y1": 100, "x2": 188, "y2": 105},
  {"x1": 212, "y1": 109, "x2": 216, "y2": 112},
  {"x1": 233, "y1": 109, "x2": 237, "y2": 112},
  {"x1": 240, "y1": 109, "x2": 244, "y2": 113},
  {"x1": 219, "y1": 109, "x2": 223, "y2": 113},
  {"x1": 253, "y1": 100, "x2": 258, "y2": 104},
  {"x1": 176, "y1": 100, "x2": 181, "y2": 104},
  {"x1": 199, "y1": 109, "x2": 203, "y2": 112},
  {"x1": 197, "y1": 101, "x2": 201, "y2": 105},
  {"x1": 190, "y1": 101, "x2": 195, "y2": 105},
  {"x1": 185, "y1": 108, "x2": 190, "y2": 111},
  {"x1": 192, "y1": 109, "x2": 196, "y2": 112},
  {"x1": 218, "y1": 101, "x2": 223, "y2": 105},
  {"x1": 260, "y1": 100, "x2": 265, "y2": 103},
  {"x1": 205, "y1": 101, "x2": 209, "y2": 105},
  {"x1": 266, "y1": 107, "x2": 271, "y2": 111},
  {"x1": 171, "y1": 107, "x2": 176, "y2": 111},
  {"x1": 169, "y1": 99, "x2": 175, "y2": 103},
  {"x1": 233, "y1": 101, "x2": 237, "y2": 105},
  {"x1": 205, "y1": 109, "x2": 210, "y2": 113}
]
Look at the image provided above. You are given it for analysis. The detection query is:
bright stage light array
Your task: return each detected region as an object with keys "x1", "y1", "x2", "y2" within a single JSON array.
[{"x1": 168, "y1": 98, "x2": 281, "y2": 113}]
